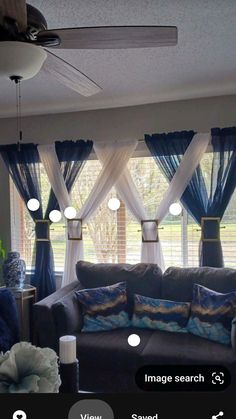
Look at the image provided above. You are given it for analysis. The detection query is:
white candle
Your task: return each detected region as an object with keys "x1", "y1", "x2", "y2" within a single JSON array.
[{"x1": 59, "y1": 335, "x2": 77, "y2": 364}]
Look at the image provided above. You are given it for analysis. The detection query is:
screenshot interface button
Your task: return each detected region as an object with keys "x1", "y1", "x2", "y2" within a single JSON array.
[
  {"x1": 12, "y1": 411, "x2": 27, "y2": 419},
  {"x1": 68, "y1": 400, "x2": 114, "y2": 419},
  {"x1": 212, "y1": 413, "x2": 224, "y2": 419}
]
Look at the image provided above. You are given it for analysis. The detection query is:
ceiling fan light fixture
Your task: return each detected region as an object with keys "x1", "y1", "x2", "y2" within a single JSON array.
[{"x1": 0, "y1": 41, "x2": 47, "y2": 80}]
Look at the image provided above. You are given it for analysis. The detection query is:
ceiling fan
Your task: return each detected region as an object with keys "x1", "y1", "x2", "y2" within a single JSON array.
[{"x1": 0, "y1": 0, "x2": 178, "y2": 97}]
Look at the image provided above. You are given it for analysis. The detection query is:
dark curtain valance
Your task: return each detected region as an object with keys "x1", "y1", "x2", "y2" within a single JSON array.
[
  {"x1": 211, "y1": 127, "x2": 236, "y2": 151},
  {"x1": 55, "y1": 140, "x2": 93, "y2": 162},
  {"x1": 0, "y1": 140, "x2": 93, "y2": 163},
  {"x1": 47, "y1": 140, "x2": 94, "y2": 214},
  {"x1": 145, "y1": 130, "x2": 195, "y2": 156}
]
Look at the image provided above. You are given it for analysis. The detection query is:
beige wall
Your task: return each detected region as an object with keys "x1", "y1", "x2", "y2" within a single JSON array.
[
  {"x1": 0, "y1": 94, "x2": 236, "y2": 144},
  {"x1": 0, "y1": 94, "x2": 236, "y2": 256}
]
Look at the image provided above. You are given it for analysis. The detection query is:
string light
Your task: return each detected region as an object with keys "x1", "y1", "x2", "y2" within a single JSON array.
[
  {"x1": 169, "y1": 202, "x2": 182, "y2": 216},
  {"x1": 64, "y1": 206, "x2": 77, "y2": 219},
  {"x1": 27, "y1": 198, "x2": 40, "y2": 211}
]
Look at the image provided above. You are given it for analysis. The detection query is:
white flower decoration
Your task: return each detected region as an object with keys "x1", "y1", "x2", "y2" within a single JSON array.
[{"x1": 0, "y1": 342, "x2": 61, "y2": 393}]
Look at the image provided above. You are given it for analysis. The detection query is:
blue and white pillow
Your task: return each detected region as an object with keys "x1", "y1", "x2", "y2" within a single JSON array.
[
  {"x1": 187, "y1": 284, "x2": 236, "y2": 345},
  {"x1": 75, "y1": 282, "x2": 130, "y2": 332},
  {"x1": 132, "y1": 294, "x2": 190, "y2": 333}
]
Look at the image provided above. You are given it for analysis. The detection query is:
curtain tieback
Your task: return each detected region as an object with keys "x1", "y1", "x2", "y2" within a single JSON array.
[
  {"x1": 141, "y1": 219, "x2": 159, "y2": 243},
  {"x1": 35, "y1": 219, "x2": 50, "y2": 242},
  {"x1": 67, "y1": 218, "x2": 83, "y2": 241},
  {"x1": 201, "y1": 217, "x2": 221, "y2": 242}
]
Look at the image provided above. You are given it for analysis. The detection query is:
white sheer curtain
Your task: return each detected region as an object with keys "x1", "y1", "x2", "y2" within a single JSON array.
[
  {"x1": 156, "y1": 133, "x2": 211, "y2": 220},
  {"x1": 115, "y1": 168, "x2": 165, "y2": 268},
  {"x1": 39, "y1": 133, "x2": 210, "y2": 283},
  {"x1": 95, "y1": 145, "x2": 164, "y2": 266},
  {"x1": 115, "y1": 133, "x2": 210, "y2": 269},
  {"x1": 38, "y1": 144, "x2": 73, "y2": 287},
  {"x1": 39, "y1": 141, "x2": 137, "y2": 286},
  {"x1": 152, "y1": 132, "x2": 210, "y2": 267},
  {"x1": 75, "y1": 140, "x2": 137, "y2": 258}
]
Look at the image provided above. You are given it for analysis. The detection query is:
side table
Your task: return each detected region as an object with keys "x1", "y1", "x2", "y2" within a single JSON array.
[{"x1": 4, "y1": 285, "x2": 37, "y2": 342}]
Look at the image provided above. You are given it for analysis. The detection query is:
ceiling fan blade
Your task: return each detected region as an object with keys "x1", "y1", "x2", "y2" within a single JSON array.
[
  {"x1": 37, "y1": 26, "x2": 177, "y2": 49},
  {"x1": 42, "y1": 50, "x2": 102, "y2": 97},
  {"x1": 0, "y1": 0, "x2": 27, "y2": 31}
]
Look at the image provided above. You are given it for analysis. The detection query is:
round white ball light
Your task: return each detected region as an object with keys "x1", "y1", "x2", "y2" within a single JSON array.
[
  {"x1": 169, "y1": 202, "x2": 182, "y2": 216},
  {"x1": 49, "y1": 210, "x2": 62, "y2": 223},
  {"x1": 64, "y1": 206, "x2": 77, "y2": 220},
  {"x1": 27, "y1": 198, "x2": 40, "y2": 212},
  {"x1": 108, "y1": 197, "x2": 121, "y2": 211},
  {"x1": 128, "y1": 334, "x2": 141, "y2": 347}
]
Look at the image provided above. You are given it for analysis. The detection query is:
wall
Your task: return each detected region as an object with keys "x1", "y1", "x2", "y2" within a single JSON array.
[
  {"x1": 0, "y1": 94, "x2": 236, "y2": 144},
  {"x1": 0, "y1": 160, "x2": 10, "y2": 281},
  {"x1": 0, "y1": 94, "x2": 236, "y2": 257}
]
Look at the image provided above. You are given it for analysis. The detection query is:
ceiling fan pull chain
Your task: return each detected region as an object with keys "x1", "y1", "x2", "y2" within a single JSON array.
[
  {"x1": 18, "y1": 78, "x2": 23, "y2": 144},
  {"x1": 10, "y1": 75, "x2": 23, "y2": 150}
]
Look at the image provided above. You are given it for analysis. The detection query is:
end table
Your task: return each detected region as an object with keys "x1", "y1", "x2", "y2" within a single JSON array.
[{"x1": 7, "y1": 285, "x2": 37, "y2": 342}]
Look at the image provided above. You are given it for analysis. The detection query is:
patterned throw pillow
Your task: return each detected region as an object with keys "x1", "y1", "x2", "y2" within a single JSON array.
[
  {"x1": 132, "y1": 294, "x2": 190, "y2": 333},
  {"x1": 75, "y1": 282, "x2": 130, "y2": 332},
  {"x1": 187, "y1": 284, "x2": 236, "y2": 345}
]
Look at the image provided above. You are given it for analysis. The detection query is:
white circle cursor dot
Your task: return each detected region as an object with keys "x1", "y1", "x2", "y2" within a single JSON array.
[
  {"x1": 128, "y1": 334, "x2": 141, "y2": 347},
  {"x1": 13, "y1": 410, "x2": 27, "y2": 419}
]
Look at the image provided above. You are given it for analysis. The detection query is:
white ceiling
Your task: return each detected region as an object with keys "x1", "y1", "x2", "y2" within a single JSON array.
[{"x1": 1, "y1": 0, "x2": 236, "y2": 117}]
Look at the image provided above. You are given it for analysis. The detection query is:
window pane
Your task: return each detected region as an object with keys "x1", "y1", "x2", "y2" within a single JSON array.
[
  {"x1": 129, "y1": 156, "x2": 183, "y2": 268},
  {"x1": 10, "y1": 152, "x2": 236, "y2": 272},
  {"x1": 71, "y1": 160, "x2": 141, "y2": 263}
]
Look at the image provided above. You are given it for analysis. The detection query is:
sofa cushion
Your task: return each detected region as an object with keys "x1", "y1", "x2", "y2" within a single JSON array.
[
  {"x1": 140, "y1": 329, "x2": 236, "y2": 366},
  {"x1": 132, "y1": 294, "x2": 190, "y2": 333},
  {"x1": 76, "y1": 327, "x2": 153, "y2": 372},
  {"x1": 75, "y1": 282, "x2": 130, "y2": 332},
  {"x1": 76, "y1": 261, "x2": 162, "y2": 314},
  {"x1": 162, "y1": 266, "x2": 236, "y2": 302},
  {"x1": 187, "y1": 284, "x2": 236, "y2": 345}
]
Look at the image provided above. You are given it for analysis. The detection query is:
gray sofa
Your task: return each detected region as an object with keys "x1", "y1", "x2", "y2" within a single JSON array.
[{"x1": 33, "y1": 262, "x2": 236, "y2": 392}]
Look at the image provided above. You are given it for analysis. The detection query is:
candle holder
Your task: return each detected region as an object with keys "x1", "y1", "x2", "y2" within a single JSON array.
[
  {"x1": 59, "y1": 360, "x2": 79, "y2": 393},
  {"x1": 59, "y1": 335, "x2": 79, "y2": 393}
]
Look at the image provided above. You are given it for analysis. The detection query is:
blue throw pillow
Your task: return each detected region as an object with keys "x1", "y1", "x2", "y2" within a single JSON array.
[
  {"x1": 75, "y1": 282, "x2": 130, "y2": 332},
  {"x1": 187, "y1": 284, "x2": 236, "y2": 345},
  {"x1": 132, "y1": 294, "x2": 190, "y2": 333}
]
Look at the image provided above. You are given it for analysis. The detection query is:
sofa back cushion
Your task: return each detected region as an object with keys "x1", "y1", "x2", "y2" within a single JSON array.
[
  {"x1": 162, "y1": 267, "x2": 236, "y2": 302},
  {"x1": 76, "y1": 261, "x2": 162, "y2": 313}
]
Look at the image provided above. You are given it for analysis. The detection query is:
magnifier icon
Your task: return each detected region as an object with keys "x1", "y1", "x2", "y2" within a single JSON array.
[
  {"x1": 212, "y1": 372, "x2": 224, "y2": 385},
  {"x1": 212, "y1": 411, "x2": 224, "y2": 419}
]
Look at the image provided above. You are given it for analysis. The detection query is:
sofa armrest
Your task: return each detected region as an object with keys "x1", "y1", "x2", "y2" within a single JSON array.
[
  {"x1": 52, "y1": 291, "x2": 84, "y2": 343},
  {"x1": 232, "y1": 316, "x2": 236, "y2": 353},
  {"x1": 33, "y1": 280, "x2": 81, "y2": 350}
]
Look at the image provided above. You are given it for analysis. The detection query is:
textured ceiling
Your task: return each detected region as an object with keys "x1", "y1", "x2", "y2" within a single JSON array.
[{"x1": 0, "y1": 0, "x2": 236, "y2": 117}]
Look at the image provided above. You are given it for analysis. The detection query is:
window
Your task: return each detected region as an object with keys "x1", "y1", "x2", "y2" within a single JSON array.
[{"x1": 10, "y1": 152, "x2": 236, "y2": 272}]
